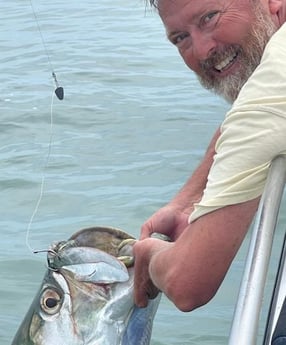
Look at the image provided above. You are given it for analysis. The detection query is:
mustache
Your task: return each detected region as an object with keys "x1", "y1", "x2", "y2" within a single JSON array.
[{"x1": 199, "y1": 45, "x2": 242, "y2": 73}]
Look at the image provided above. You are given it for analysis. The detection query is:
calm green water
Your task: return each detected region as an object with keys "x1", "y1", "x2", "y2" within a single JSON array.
[{"x1": 1, "y1": 1, "x2": 285, "y2": 344}]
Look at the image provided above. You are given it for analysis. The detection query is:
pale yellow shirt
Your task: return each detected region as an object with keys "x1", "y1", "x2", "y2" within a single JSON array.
[{"x1": 189, "y1": 23, "x2": 286, "y2": 222}]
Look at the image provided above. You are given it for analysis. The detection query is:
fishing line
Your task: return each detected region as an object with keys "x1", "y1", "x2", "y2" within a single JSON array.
[
  {"x1": 26, "y1": 90, "x2": 55, "y2": 254},
  {"x1": 25, "y1": 0, "x2": 65, "y2": 253},
  {"x1": 28, "y1": 0, "x2": 64, "y2": 100}
]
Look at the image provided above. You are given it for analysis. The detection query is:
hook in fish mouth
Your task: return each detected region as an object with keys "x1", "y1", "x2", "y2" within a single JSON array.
[
  {"x1": 32, "y1": 249, "x2": 61, "y2": 270},
  {"x1": 11, "y1": 226, "x2": 162, "y2": 345},
  {"x1": 46, "y1": 240, "x2": 77, "y2": 270},
  {"x1": 33, "y1": 249, "x2": 58, "y2": 255}
]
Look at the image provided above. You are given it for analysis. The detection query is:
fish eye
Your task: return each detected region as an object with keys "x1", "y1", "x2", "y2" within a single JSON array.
[{"x1": 40, "y1": 288, "x2": 62, "y2": 315}]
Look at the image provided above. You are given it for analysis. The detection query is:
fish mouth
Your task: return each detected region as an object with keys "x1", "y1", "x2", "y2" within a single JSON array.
[{"x1": 11, "y1": 226, "x2": 160, "y2": 345}]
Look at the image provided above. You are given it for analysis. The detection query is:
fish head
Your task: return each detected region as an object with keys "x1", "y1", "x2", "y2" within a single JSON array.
[{"x1": 12, "y1": 226, "x2": 161, "y2": 345}]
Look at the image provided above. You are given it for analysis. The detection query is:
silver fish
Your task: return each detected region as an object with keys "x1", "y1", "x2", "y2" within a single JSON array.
[{"x1": 12, "y1": 226, "x2": 161, "y2": 345}]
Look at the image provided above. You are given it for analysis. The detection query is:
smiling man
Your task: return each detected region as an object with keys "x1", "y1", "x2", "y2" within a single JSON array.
[
  {"x1": 161, "y1": 0, "x2": 277, "y2": 103},
  {"x1": 133, "y1": 0, "x2": 286, "y2": 312}
]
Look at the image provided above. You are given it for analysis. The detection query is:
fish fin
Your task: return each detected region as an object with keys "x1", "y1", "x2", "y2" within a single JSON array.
[{"x1": 122, "y1": 296, "x2": 161, "y2": 345}]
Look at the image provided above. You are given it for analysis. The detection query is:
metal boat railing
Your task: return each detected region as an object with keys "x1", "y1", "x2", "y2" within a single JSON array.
[
  {"x1": 263, "y1": 231, "x2": 286, "y2": 344},
  {"x1": 228, "y1": 155, "x2": 286, "y2": 345}
]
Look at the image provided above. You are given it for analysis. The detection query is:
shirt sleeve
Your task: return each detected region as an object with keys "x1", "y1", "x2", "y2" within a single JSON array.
[{"x1": 189, "y1": 23, "x2": 286, "y2": 223}]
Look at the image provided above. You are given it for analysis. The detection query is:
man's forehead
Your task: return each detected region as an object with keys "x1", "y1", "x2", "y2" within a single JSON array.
[
  {"x1": 157, "y1": 0, "x2": 218, "y2": 18},
  {"x1": 157, "y1": 0, "x2": 227, "y2": 8},
  {"x1": 157, "y1": 0, "x2": 248, "y2": 19},
  {"x1": 157, "y1": 0, "x2": 220, "y2": 12}
]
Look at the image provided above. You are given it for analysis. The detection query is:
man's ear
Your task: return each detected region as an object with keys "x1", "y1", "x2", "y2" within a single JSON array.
[{"x1": 268, "y1": 0, "x2": 282, "y2": 15}]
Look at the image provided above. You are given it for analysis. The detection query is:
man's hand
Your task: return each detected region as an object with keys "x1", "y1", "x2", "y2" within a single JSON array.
[
  {"x1": 133, "y1": 238, "x2": 173, "y2": 307},
  {"x1": 140, "y1": 204, "x2": 190, "y2": 241},
  {"x1": 134, "y1": 198, "x2": 260, "y2": 311}
]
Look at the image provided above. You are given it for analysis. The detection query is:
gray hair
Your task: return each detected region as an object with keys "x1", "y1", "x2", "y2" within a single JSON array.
[
  {"x1": 146, "y1": 0, "x2": 159, "y2": 9},
  {"x1": 146, "y1": 0, "x2": 260, "y2": 10}
]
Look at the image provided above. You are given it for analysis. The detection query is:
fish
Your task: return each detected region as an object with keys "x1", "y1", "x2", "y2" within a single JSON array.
[{"x1": 11, "y1": 226, "x2": 161, "y2": 345}]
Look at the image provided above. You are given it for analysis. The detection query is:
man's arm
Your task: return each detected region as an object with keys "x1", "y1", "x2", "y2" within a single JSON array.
[
  {"x1": 140, "y1": 128, "x2": 221, "y2": 240},
  {"x1": 169, "y1": 127, "x2": 220, "y2": 212},
  {"x1": 134, "y1": 196, "x2": 259, "y2": 310}
]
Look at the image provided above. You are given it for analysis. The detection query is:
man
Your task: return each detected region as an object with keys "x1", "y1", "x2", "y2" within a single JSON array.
[{"x1": 133, "y1": 0, "x2": 286, "y2": 312}]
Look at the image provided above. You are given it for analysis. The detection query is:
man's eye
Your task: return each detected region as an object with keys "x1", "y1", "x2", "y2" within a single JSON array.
[
  {"x1": 203, "y1": 11, "x2": 219, "y2": 25},
  {"x1": 172, "y1": 33, "x2": 189, "y2": 46}
]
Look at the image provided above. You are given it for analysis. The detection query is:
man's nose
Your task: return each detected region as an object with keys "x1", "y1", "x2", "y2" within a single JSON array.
[{"x1": 192, "y1": 31, "x2": 216, "y2": 61}]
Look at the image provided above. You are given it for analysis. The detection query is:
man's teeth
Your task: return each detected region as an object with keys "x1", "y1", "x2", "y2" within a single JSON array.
[{"x1": 215, "y1": 53, "x2": 237, "y2": 71}]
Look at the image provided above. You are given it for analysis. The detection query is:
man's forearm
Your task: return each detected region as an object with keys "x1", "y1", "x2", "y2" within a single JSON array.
[
  {"x1": 169, "y1": 128, "x2": 220, "y2": 213},
  {"x1": 148, "y1": 197, "x2": 259, "y2": 311}
]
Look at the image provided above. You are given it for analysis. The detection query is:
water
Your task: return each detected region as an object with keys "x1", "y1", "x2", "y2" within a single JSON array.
[{"x1": 1, "y1": 1, "x2": 285, "y2": 344}]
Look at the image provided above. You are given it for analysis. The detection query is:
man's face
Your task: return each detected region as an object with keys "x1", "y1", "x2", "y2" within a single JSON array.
[{"x1": 158, "y1": 0, "x2": 277, "y2": 102}]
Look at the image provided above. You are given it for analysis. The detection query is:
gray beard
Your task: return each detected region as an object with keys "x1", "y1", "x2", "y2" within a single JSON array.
[{"x1": 197, "y1": 11, "x2": 277, "y2": 103}]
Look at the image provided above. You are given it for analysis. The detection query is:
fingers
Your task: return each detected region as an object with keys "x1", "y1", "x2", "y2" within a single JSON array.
[
  {"x1": 134, "y1": 275, "x2": 160, "y2": 308},
  {"x1": 151, "y1": 232, "x2": 171, "y2": 242},
  {"x1": 133, "y1": 239, "x2": 158, "y2": 307},
  {"x1": 133, "y1": 238, "x2": 171, "y2": 307},
  {"x1": 140, "y1": 221, "x2": 154, "y2": 240},
  {"x1": 146, "y1": 284, "x2": 160, "y2": 300},
  {"x1": 133, "y1": 240, "x2": 149, "y2": 307},
  {"x1": 140, "y1": 206, "x2": 178, "y2": 240}
]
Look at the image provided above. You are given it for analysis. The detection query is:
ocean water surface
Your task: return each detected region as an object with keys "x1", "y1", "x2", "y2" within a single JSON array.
[{"x1": 1, "y1": 1, "x2": 286, "y2": 344}]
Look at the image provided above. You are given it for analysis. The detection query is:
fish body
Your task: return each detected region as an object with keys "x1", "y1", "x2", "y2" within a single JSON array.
[{"x1": 12, "y1": 226, "x2": 160, "y2": 345}]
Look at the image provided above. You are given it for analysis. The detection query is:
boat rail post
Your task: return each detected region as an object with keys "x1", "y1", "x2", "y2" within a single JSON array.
[
  {"x1": 228, "y1": 155, "x2": 286, "y2": 345},
  {"x1": 263, "y1": 232, "x2": 286, "y2": 344}
]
